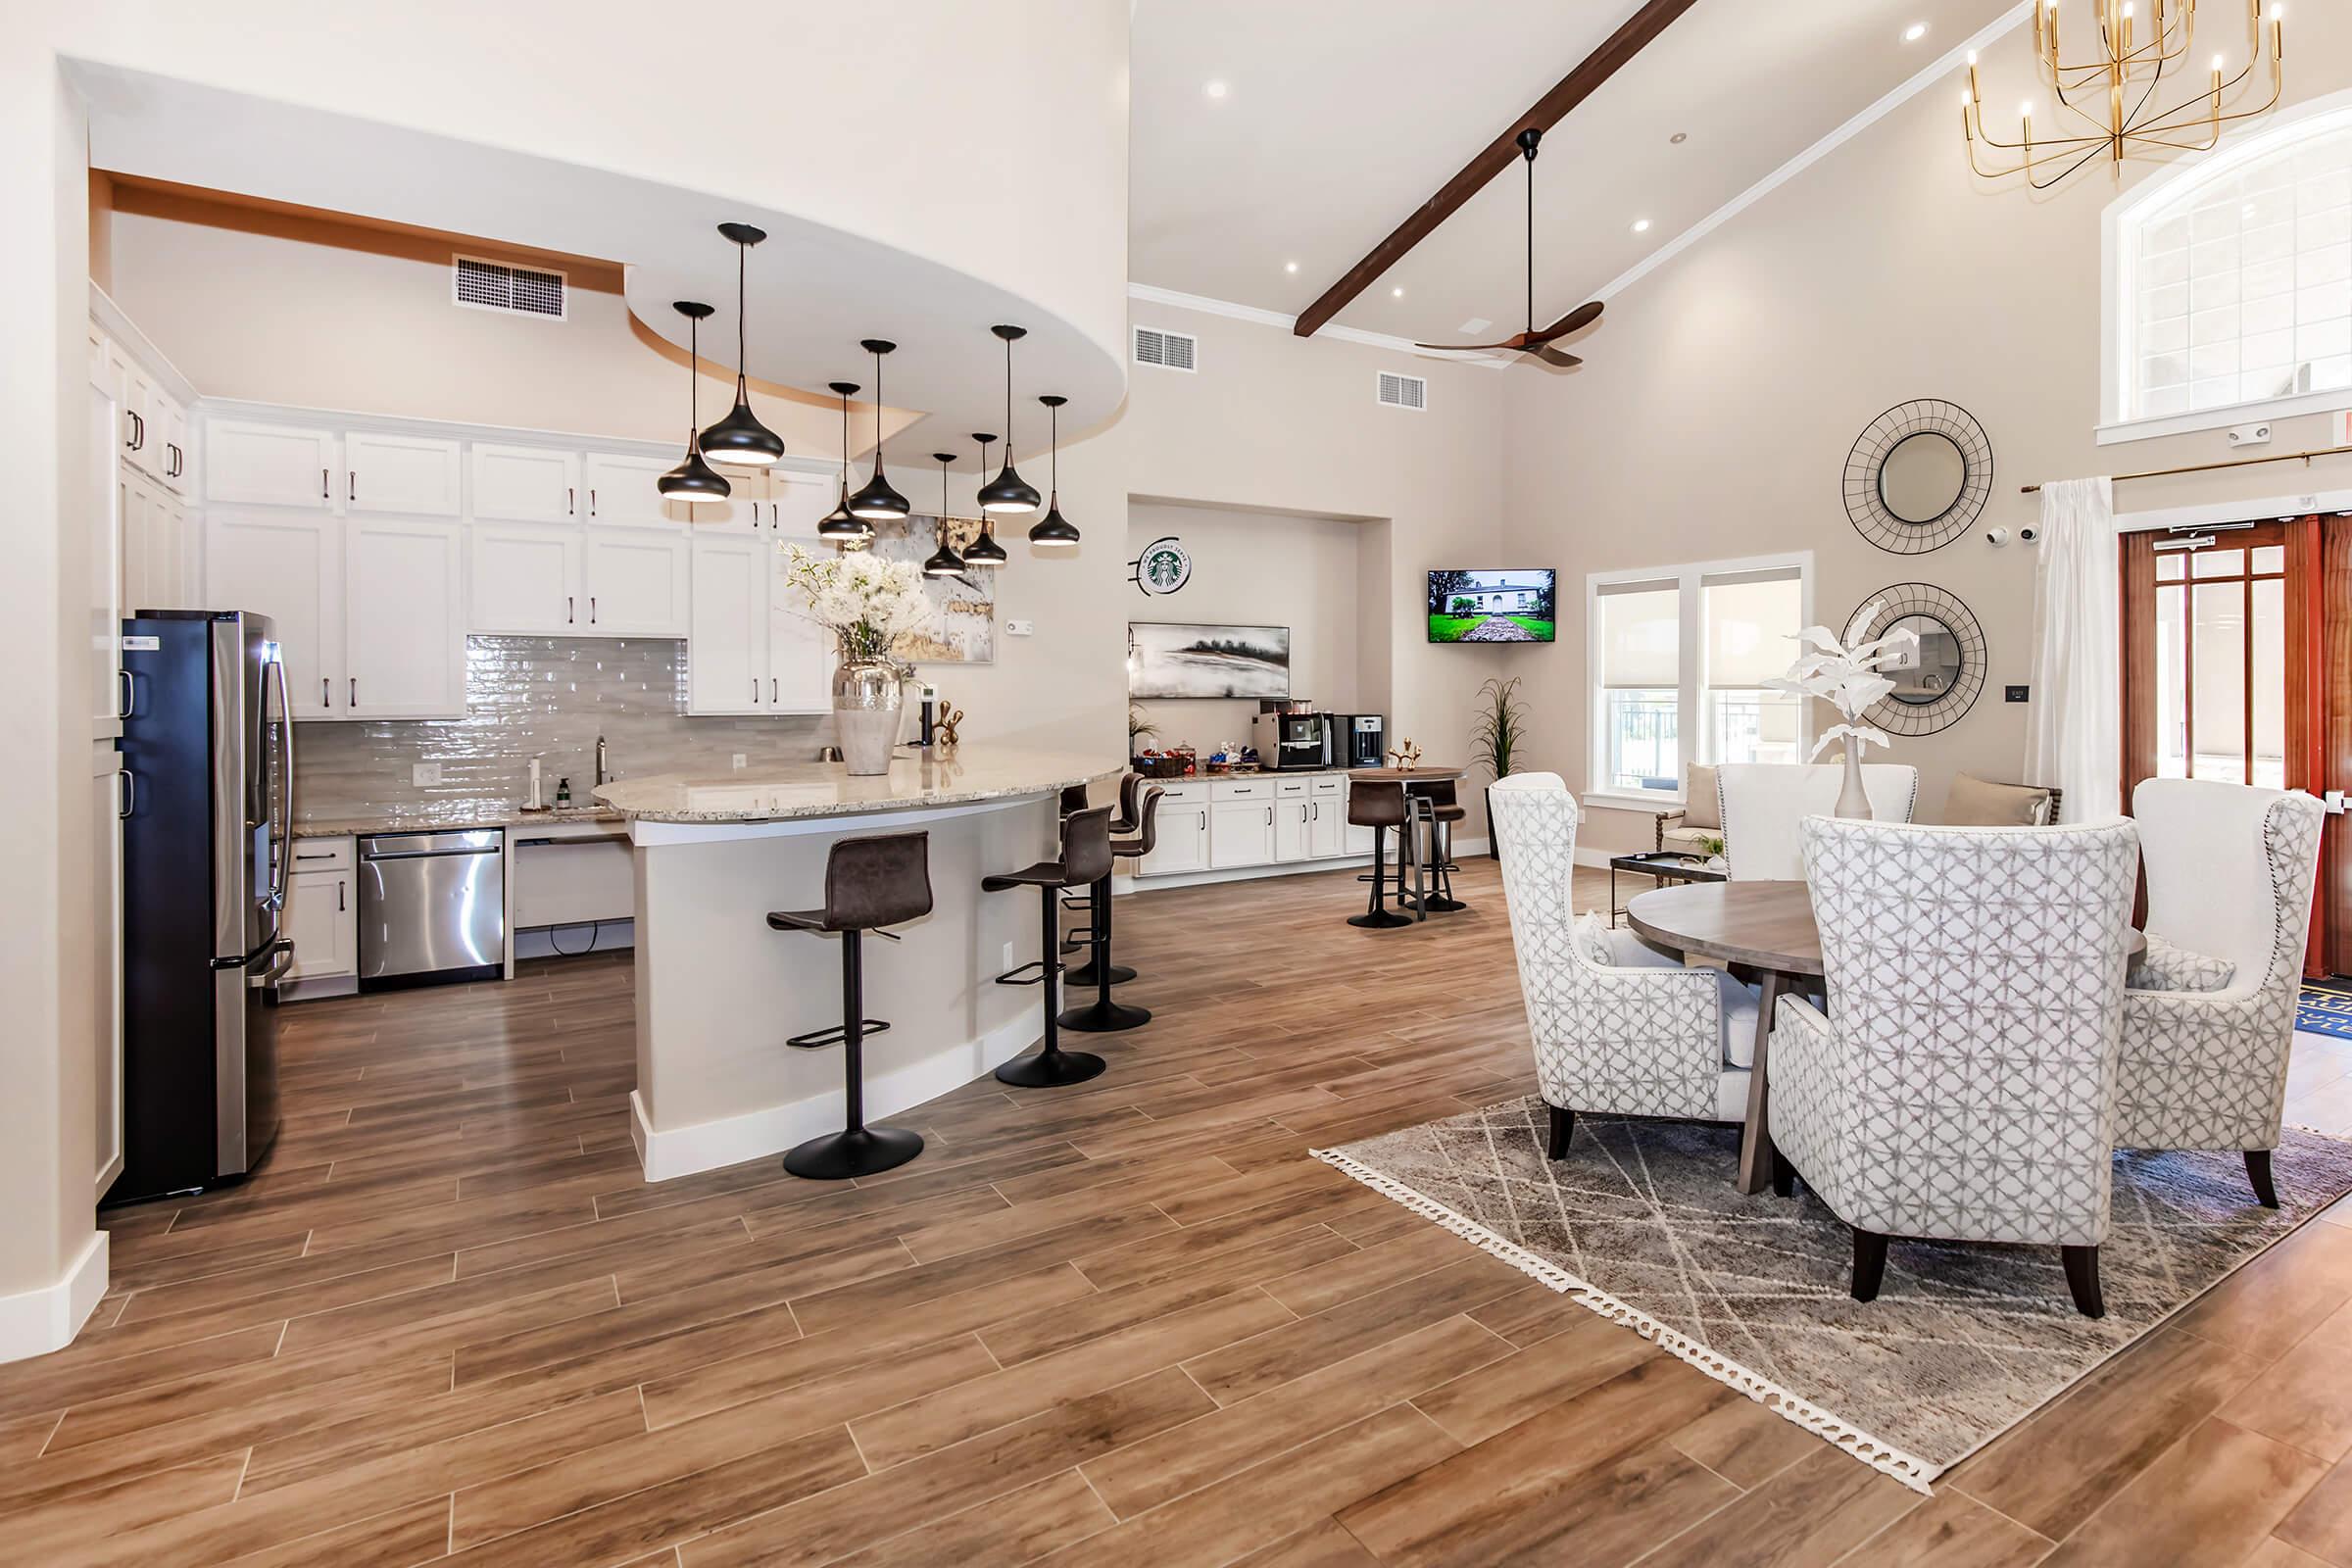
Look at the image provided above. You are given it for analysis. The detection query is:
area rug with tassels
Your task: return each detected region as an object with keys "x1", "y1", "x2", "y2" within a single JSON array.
[{"x1": 1314, "y1": 1099, "x2": 2352, "y2": 1492}]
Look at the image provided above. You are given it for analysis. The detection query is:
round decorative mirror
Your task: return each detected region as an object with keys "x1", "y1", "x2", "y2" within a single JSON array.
[
  {"x1": 1850, "y1": 585, "x2": 1985, "y2": 736},
  {"x1": 1844, "y1": 400, "x2": 1992, "y2": 554}
]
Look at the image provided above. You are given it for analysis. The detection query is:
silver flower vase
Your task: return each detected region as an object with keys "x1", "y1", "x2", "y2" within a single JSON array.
[
  {"x1": 833, "y1": 651, "x2": 904, "y2": 776},
  {"x1": 1835, "y1": 748, "x2": 1873, "y2": 819}
]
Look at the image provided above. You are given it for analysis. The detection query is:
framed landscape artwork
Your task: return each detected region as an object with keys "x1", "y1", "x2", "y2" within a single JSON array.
[{"x1": 1128, "y1": 621, "x2": 1292, "y2": 700}]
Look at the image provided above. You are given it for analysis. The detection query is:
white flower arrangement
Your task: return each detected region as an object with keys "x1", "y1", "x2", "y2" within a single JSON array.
[
  {"x1": 779, "y1": 543, "x2": 932, "y2": 663},
  {"x1": 1764, "y1": 599, "x2": 1921, "y2": 760}
]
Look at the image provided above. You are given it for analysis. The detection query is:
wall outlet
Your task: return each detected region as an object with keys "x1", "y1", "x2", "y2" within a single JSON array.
[
  {"x1": 2005, "y1": 685, "x2": 2030, "y2": 703},
  {"x1": 1004, "y1": 619, "x2": 1036, "y2": 637},
  {"x1": 1003, "y1": 940, "x2": 1020, "y2": 971},
  {"x1": 731, "y1": 754, "x2": 747, "y2": 769},
  {"x1": 412, "y1": 761, "x2": 442, "y2": 786}
]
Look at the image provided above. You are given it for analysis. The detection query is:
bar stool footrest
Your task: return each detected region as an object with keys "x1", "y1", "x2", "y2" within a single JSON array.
[
  {"x1": 994, "y1": 959, "x2": 1059, "y2": 987},
  {"x1": 784, "y1": 1019, "x2": 893, "y2": 1051}
]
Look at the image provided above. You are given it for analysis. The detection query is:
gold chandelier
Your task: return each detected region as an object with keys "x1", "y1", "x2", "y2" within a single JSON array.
[{"x1": 1961, "y1": 0, "x2": 2285, "y2": 188}]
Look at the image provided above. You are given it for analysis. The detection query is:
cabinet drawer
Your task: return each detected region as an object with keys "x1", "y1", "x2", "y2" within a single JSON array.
[
  {"x1": 288, "y1": 836, "x2": 355, "y2": 873},
  {"x1": 1310, "y1": 776, "x2": 1345, "y2": 796},
  {"x1": 1211, "y1": 778, "x2": 1270, "y2": 801},
  {"x1": 1274, "y1": 777, "x2": 1310, "y2": 797},
  {"x1": 1153, "y1": 781, "x2": 1208, "y2": 804}
]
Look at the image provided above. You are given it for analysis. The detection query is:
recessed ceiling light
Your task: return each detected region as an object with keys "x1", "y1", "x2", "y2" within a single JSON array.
[
  {"x1": 1669, "y1": 131, "x2": 1688, "y2": 144},
  {"x1": 1904, "y1": 22, "x2": 1929, "y2": 41},
  {"x1": 1392, "y1": 286, "x2": 1404, "y2": 298},
  {"x1": 1632, "y1": 218, "x2": 1651, "y2": 233},
  {"x1": 1204, "y1": 79, "x2": 1228, "y2": 99},
  {"x1": 1285, "y1": 261, "x2": 1298, "y2": 273}
]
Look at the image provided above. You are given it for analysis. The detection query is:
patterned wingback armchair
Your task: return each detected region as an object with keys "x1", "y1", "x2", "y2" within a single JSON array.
[
  {"x1": 2116, "y1": 779, "x2": 2326, "y2": 1207},
  {"x1": 1772, "y1": 814, "x2": 2141, "y2": 1317},
  {"x1": 1490, "y1": 773, "x2": 1756, "y2": 1160}
]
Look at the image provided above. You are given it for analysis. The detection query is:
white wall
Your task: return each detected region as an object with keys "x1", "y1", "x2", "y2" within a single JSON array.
[
  {"x1": 1126, "y1": 500, "x2": 1365, "y2": 750},
  {"x1": 1501, "y1": 6, "x2": 2352, "y2": 856}
]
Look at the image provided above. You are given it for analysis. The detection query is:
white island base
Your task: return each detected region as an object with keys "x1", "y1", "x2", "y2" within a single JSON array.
[{"x1": 602, "y1": 749, "x2": 1118, "y2": 1181}]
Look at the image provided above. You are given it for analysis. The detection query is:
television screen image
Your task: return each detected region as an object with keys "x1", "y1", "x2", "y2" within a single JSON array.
[{"x1": 1428, "y1": 569, "x2": 1556, "y2": 643}]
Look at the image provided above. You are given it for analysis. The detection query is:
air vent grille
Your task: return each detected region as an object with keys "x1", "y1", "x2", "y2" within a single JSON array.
[
  {"x1": 1377, "y1": 371, "x2": 1428, "y2": 411},
  {"x1": 453, "y1": 255, "x2": 567, "y2": 320},
  {"x1": 1133, "y1": 325, "x2": 1198, "y2": 371}
]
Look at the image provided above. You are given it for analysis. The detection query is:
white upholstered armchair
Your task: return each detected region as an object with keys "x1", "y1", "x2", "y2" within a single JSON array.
[
  {"x1": 1771, "y1": 814, "x2": 2141, "y2": 1316},
  {"x1": 1490, "y1": 774, "x2": 1757, "y2": 1158},
  {"x1": 2116, "y1": 779, "x2": 2327, "y2": 1207},
  {"x1": 1715, "y1": 763, "x2": 1920, "y2": 880}
]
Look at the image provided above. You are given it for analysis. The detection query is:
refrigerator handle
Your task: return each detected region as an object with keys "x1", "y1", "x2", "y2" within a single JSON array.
[{"x1": 266, "y1": 653, "x2": 295, "y2": 912}]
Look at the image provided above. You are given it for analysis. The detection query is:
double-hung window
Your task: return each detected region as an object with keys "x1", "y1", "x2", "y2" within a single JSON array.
[{"x1": 1589, "y1": 554, "x2": 1811, "y2": 807}]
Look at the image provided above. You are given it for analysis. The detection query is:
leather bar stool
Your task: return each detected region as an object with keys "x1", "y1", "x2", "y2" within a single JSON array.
[
  {"x1": 1063, "y1": 786, "x2": 1162, "y2": 1027},
  {"x1": 1063, "y1": 773, "x2": 1143, "y2": 978},
  {"x1": 1414, "y1": 780, "x2": 1469, "y2": 913},
  {"x1": 1348, "y1": 782, "x2": 1423, "y2": 930},
  {"x1": 987, "y1": 805, "x2": 1114, "y2": 1086},
  {"x1": 766, "y1": 830, "x2": 932, "y2": 1180}
]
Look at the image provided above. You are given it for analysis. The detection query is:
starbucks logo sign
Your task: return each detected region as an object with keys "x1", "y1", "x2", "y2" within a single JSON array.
[{"x1": 1134, "y1": 536, "x2": 1193, "y2": 596}]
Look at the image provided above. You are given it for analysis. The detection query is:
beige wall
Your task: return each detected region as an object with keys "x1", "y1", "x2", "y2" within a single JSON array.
[
  {"x1": 1502, "y1": 7, "x2": 2352, "y2": 857},
  {"x1": 1121, "y1": 303, "x2": 1516, "y2": 824},
  {"x1": 1126, "y1": 500, "x2": 1366, "y2": 750}
]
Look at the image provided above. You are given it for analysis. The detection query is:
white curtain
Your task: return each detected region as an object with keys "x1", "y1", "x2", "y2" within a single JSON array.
[{"x1": 2024, "y1": 476, "x2": 2119, "y2": 821}]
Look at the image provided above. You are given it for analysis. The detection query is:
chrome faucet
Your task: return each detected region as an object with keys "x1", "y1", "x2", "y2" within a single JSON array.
[{"x1": 595, "y1": 735, "x2": 610, "y2": 788}]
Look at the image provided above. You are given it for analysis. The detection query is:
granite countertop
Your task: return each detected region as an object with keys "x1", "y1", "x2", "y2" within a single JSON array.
[
  {"x1": 593, "y1": 746, "x2": 1122, "y2": 824},
  {"x1": 292, "y1": 804, "x2": 625, "y2": 839}
]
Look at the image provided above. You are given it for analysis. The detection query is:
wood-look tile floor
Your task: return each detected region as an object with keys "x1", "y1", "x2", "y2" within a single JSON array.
[{"x1": 22, "y1": 858, "x2": 2352, "y2": 1566}]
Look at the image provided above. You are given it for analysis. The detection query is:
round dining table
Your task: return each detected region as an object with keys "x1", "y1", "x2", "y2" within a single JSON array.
[{"x1": 1626, "y1": 880, "x2": 2145, "y2": 1196}]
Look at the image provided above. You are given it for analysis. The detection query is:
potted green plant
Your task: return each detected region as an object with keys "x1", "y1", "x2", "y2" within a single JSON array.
[
  {"x1": 1128, "y1": 706, "x2": 1159, "y2": 765},
  {"x1": 1471, "y1": 675, "x2": 1528, "y2": 860}
]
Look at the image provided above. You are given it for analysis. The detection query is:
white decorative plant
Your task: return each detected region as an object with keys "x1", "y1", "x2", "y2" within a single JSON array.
[
  {"x1": 1764, "y1": 599, "x2": 1921, "y2": 760},
  {"x1": 779, "y1": 543, "x2": 931, "y2": 664}
]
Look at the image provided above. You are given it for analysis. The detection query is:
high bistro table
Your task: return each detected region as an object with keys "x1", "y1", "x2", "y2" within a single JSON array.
[
  {"x1": 1348, "y1": 765, "x2": 1465, "y2": 915},
  {"x1": 1626, "y1": 880, "x2": 2146, "y2": 1196}
]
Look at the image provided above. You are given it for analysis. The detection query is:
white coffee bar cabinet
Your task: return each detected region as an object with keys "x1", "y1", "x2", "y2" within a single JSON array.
[{"x1": 597, "y1": 747, "x2": 1118, "y2": 1181}]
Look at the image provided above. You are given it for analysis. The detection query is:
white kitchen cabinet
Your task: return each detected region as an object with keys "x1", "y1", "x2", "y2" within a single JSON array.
[
  {"x1": 767, "y1": 529, "x2": 834, "y2": 710},
  {"x1": 88, "y1": 326, "x2": 123, "y2": 741},
  {"x1": 470, "y1": 443, "x2": 581, "y2": 523},
  {"x1": 205, "y1": 510, "x2": 343, "y2": 719},
  {"x1": 122, "y1": 469, "x2": 189, "y2": 614},
  {"x1": 582, "y1": 452, "x2": 684, "y2": 530},
  {"x1": 1272, "y1": 796, "x2": 1311, "y2": 863},
  {"x1": 208, "y1": 418, "x2": 339, "y2": 511},
  {"x1": 345, "y1": 431, "x2": 462, "y2": 515},
  {"x1": 284, "y1": 840, "x2": 358, "y2": 982},
  {"x1": 688, "y1": 532, "x2": 769, "y2": 714},
  {"x1": 155, "y1": 394, "x2": 190, "y2": 494},
  {"x1": 582, "y1": 530, "x2": 691, "y2": 636},
  {"x1": 470, "y1": 522, "x2": 584, "y2": 634},
  {"x1": 1208, "y1": 793, "x2": 1276, "y2": 869},
  {"x1": 1137, "y1": 788, "x2": 1209, "y2": 877},
  {"x1": 345, "y1": 518, "x2": 465, "y2": 717},
  {"x1": 1308, "y1": 788, "x2": 1345, "y2": 858}
]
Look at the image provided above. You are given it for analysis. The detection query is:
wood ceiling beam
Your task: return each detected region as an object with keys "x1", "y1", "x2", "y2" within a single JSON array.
[{"x1": 1291, "y1": 0, "x2": 1699, "y2": 339}]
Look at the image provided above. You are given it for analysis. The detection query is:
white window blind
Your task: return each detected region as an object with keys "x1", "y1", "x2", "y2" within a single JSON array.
[{"x1": 1596, "y1": 582, "x2": 1680, "y2": 688}]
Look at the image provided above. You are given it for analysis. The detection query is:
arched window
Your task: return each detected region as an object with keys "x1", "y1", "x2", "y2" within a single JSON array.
[{"x1": 2107, "y1": 96, "x2": 2352, "y2": 438}]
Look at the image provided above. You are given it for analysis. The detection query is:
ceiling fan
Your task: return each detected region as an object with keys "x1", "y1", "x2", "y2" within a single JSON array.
[{"x1": 1414, "y1": 126, "x2": 1601, "y2": 369}]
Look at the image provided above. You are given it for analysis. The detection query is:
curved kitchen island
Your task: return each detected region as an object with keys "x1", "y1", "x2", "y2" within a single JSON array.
[{"x1": 596, "y1": 747, "x2": 1121, "y2": 1180}]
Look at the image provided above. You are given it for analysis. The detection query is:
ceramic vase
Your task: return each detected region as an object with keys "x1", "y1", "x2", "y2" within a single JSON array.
[{"x1": 1836, "y1": 748, "x2": 1874, "y2": 819}]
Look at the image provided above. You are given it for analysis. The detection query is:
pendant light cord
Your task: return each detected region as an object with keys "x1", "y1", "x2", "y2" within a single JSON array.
[
  {"x1": 1050, "y1": 402, "x2": 1058, "y2": 500},
  {"x1": 737, "y1": 243, "x2": 748, "y2": 371},
  {"x1": 872, "y1": 352, "x2": 885, "y2": 470},
  {"x1": 1004, "y1": 338, "x2": 1014, "y2": 460},
  {"x1": 687, "y1": 318, "x2": 699, "y2": 425},
  {"x1": 1525, "y1": 146, "x2": 1534, "y2": 337}
]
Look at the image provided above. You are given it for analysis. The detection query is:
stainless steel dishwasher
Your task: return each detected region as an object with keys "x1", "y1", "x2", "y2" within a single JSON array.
[{"x1": 358, "y1": 830, "x2": 505, "y2": 989}]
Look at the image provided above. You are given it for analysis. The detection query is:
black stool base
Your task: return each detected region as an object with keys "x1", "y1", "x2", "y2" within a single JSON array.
[
  {"x1": 1348, "y1": 908, "x2": 1414, "y2": 930},
  {"x1": 1064, "y1": 959, "x2": 1135, "y2": 987},
  {"x1": 1418, "y1": 896, "x2": 1467, "y2": 913},
  {"x1": 1058, "y1": 996, "x2": 1151, "y2": 1032},
  {"x1": 997, "y1": 1047, "x2": 1107, "y2": 1087},
  {"x1": 783, "y1": 1124, "x2": 923, "y2": 1181}
]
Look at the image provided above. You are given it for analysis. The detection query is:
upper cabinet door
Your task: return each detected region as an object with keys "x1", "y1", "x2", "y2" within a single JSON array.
[
  {"x1": 582, "y1": 530, "x2": 690, "y2": 636},
  {"x1": 582, "y1": 452, "x2": 686, "y2": 531},
  {"x1": 345, "y1": 431, "x2": 462, "y2": 515},
  {"x1": 205, "y1": 509, "x2": 344, "y2": 720},
  {"x1": 156, "y1": 397, "x2": 191, "y2": 494},
  {"x1": 208, "y1": 419, "x2": 339, "y2": 511},
  {"x1": 768, "y1": 467, "x2": 842, "y2": 533},
  {"x1": 469, "y1": 522, "x2": 582, "y2": 634},
  {"x1": 471, "y1": 443, "x2": 581, "y2": 523},
  {"x1": 767, "y1": 533, "x2": 835, "y2": 712},
  {"x1": 345, "y1": 518, "x2": 465, "y2": 717},
  {"x1": 687, "y1": 533, "x2": 767, "y2": 715}
]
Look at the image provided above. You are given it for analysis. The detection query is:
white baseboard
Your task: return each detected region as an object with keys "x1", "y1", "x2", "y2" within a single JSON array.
[
  {"x1": 0, "y1": 1229, "x2": 109, "y2": 1364},
  {"x1": 631, "y1": 1009, "x2": 1042, "y2": 1182},
  {"x1": 1121, "y1": 838, "x2": 1490, "y2": 895}
]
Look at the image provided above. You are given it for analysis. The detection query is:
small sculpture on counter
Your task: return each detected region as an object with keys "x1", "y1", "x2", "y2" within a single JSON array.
[
  {"x1": 1387, "y1": 738, "x2": 1423, "y2": 770},
  {"x1": 935, "y1": 699, "x2": 964, "y2": 753}
]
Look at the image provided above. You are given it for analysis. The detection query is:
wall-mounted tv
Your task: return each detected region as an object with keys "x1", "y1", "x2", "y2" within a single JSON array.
[{"x1": 1428, "y1": 569, "x2": 1556, "y2": 643}]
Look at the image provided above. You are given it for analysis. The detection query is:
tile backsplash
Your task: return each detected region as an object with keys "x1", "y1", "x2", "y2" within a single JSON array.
[{"x1": 295, "y1": 636, "x2": 831, "y2": 823}]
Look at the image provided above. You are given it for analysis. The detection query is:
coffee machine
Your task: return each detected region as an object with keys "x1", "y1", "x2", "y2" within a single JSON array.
[
  {"x1": 1336, "y1": 714, "x2": 1386, "y2": 767},
  {"x1": 1250, "y1": 707, "x2": 1337, "y2": 770}
]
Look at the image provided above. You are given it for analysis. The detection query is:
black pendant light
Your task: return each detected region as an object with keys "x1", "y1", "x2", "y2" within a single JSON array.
[
  {"x1": 817, "y1": 380, "x2": 867, "y2": 540},
  {"x1": 959, "y1": 432, "x2": 1008, "y2": 566},
  {"x1": 846, "y1": 340, "x2": 910, "y2": 521},
  {"x1": 975, "y1": 324, "x2": 1042, "y2": 514},
  {"x1": 1028, "y1": 394, "x2": 1080, "y2": 546},
  {"x1": 922, "y1": 454, "x2": 966, "y2": 577},
  {"x1": 698, "y1": 222, "x2": 786, "y2": 466},
  {"x1": 657, "y1": 302, "x2": 732, "y2": 501}
]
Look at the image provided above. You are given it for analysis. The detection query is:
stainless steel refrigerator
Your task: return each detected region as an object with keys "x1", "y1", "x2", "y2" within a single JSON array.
[{"x1": 112, "y1": 610, "x2": 293, "y2": 1202}]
